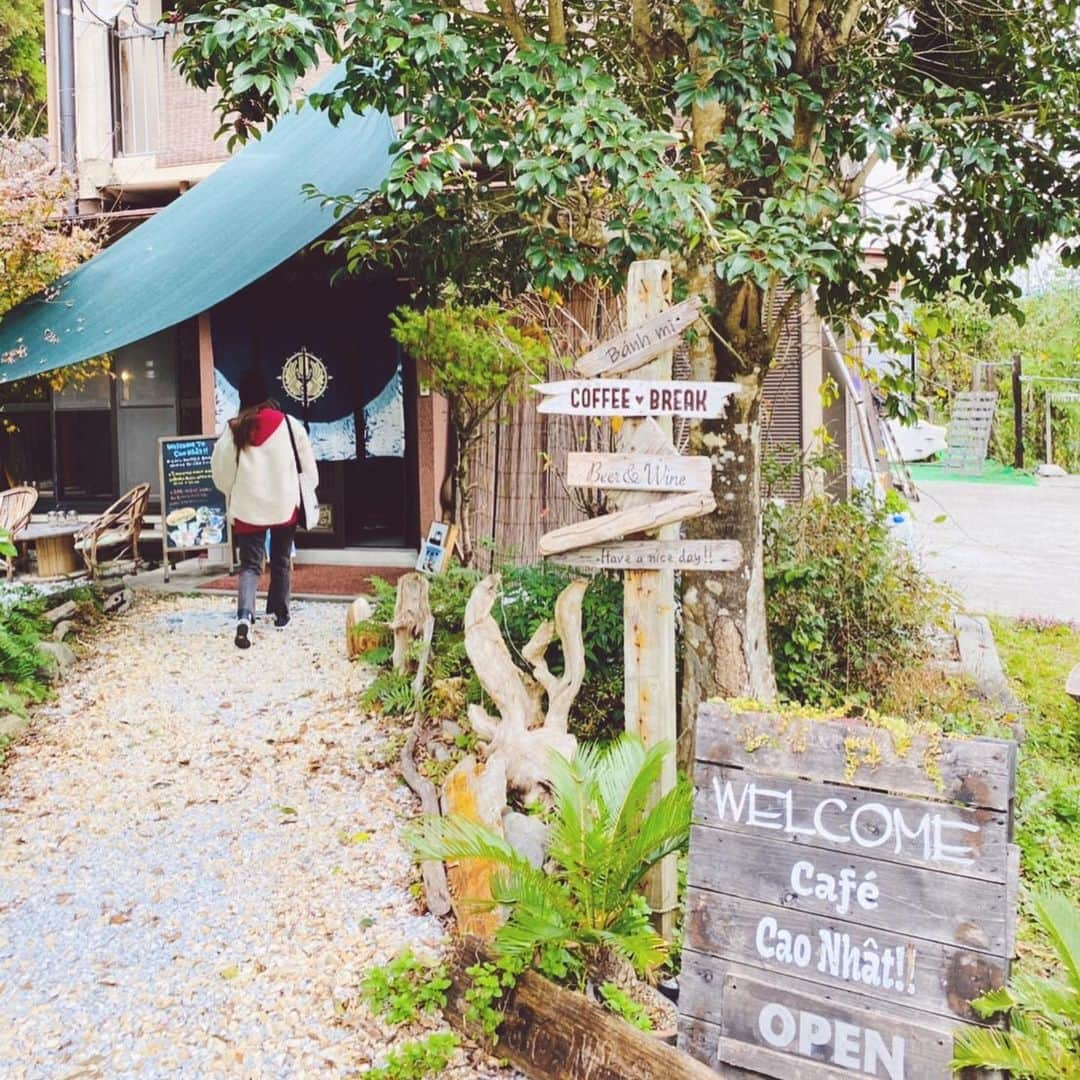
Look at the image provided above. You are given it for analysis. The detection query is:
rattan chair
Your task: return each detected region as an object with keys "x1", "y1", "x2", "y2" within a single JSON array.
[
  {"x1": 0, "y1": 485, "x2": 38, "y2": 579},
  {"x1": 73, "y1": 482, "x2": 150, "y2": 578}
]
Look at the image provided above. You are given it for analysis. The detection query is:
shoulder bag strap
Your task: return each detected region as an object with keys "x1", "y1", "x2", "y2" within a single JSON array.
[
  {"x1": 284, "y1": 415, "x2": 304, "y2": 509},
  {"x1": 284, "y1": 414, "x2": 303, "y2": 476}
]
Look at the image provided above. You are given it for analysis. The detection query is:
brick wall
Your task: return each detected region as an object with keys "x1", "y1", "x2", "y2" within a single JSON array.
[
  {"x1": 157, "y1": 36, "x2": 230, "y2": 169},
  {"x1": 156, "y1": 35, "x2": 337, "y2": 171}
]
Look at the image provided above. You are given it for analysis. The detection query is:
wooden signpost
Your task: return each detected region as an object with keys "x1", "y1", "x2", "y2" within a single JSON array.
[
  {"x1": 549, "y1": 539, "x2": 743, "y2": 571},
  {"x1": 536, "y1": 260, "x2": 743, "y2": 940},
  {"x1": 535, "y1": 379, "x2": 739, "y2": 418},
  {"x1": 678, "y1": 701, "x2": 1020, "y2": 1080},
  {"x1": 566, "y1": 452, "x2": 712, "y2": 493},
  {"x1": 574, "y1": 294, "x2": 705, "y2": 377}
]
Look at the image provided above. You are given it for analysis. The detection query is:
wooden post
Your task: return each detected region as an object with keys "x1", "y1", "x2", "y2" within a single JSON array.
[
  {"x1": 1046, "y1": 388, "x2": 1054, "y2": 467},
  {"x1": 1011, "y1": 353, "x2": 1024, "y2": 469},
  {"x1": 622, "y1": 260, "x2": 679, "y2": 941}
]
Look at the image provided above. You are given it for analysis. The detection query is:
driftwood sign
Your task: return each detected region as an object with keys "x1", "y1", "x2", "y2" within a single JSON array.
[
  {"x1": 678, "y1": 702, "x2": 1019, "y2": 1080},
  {"x1": 537, "y1": 491, "x2": 716, "y2": 557},
  {"x1": 575, "y1": 295, "x2": 705, "y2": 378},
  {"x1": 535, "y1": 379, "x2": 739, "y2": 418},
  {"x1": 550, "y1": 539, "x2": 742, "y2": 571},
  {"x1": 567, "y1": 452, "x2": 712, "y2": 494}
]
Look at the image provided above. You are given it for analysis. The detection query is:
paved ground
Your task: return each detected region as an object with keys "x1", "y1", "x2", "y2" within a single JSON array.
[
  {"x1": 0, "y1": 594, "x2": 501, "y2": 1079},
  {"x1": 911, "y1": 475, "x2": 1080, "y2": 622}
]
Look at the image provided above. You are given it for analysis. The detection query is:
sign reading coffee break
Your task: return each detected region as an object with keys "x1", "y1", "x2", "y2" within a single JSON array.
[
  {"x1": 158, "y1": 435, "x2": 231, "y2": 580},
  {"x1": 678, "y1": 702, "x2": 1019, "y2": 1080}
]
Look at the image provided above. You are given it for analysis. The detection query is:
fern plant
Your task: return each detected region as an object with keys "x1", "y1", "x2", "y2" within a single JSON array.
[
  {"x1": 952, "y1": 890, "x2": 1080, "y2": 1078},
  {"x1": 407, "y1": 736, "x2": 692, "y2": 986}
]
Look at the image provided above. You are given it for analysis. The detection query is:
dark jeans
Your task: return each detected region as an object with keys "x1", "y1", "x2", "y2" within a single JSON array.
[{"x1": 235, "y1": 526, "x2": 295, "y2": 621}]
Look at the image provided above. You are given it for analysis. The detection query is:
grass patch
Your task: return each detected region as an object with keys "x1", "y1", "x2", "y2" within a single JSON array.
[{"x1": 989, "y1": 616, "x2": 1080, "y2": 967}]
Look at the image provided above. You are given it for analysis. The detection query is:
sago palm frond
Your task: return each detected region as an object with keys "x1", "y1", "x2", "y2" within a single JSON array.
[
  {"x1": 598, "y1": 738, "x2": 668, "y2": 849},
  {"x1": 592, "y1": 921, "x2": 668, "y2": 974},
  {"x1": 1004, "y1": 972, "x2": 1079, "y2": 1030},
  {"x1": 406, "y1": 813, "x2": 521, "y2": 870},
  {"x1": 1034, "y1": 889, "x2": 1080, "y2": 988},
  {"x1": 954, "y1": 888, "x2": 1080, "y2": 1079},
  {"x1": 600, "y1": 780, "x2": 693, "y2": 910},
  {"x1": 490, "y1": 868, "x2": 580, "y2": 960},
  {"x1": 952, "y1": 1024, "x2": 1079, "y2": 1079}
]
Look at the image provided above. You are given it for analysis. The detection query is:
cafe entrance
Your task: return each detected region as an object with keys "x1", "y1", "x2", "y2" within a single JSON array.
[{"x1": 209, "y1": 259, "x2": 416, "y2": 549}]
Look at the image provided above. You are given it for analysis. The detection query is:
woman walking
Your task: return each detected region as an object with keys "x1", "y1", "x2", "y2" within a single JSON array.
[{"x1": 211, "y1": 370, "x2": 318, "y2": 648}]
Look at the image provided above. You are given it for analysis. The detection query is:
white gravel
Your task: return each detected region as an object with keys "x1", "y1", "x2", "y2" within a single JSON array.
[{"x1": 0, "y1": 593, "x2": 504, "y2": 1079}]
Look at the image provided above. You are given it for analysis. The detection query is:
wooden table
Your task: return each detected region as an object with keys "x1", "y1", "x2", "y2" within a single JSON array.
[{"x1": 16, "y1": 522, "x2": 83, "y2": 577}]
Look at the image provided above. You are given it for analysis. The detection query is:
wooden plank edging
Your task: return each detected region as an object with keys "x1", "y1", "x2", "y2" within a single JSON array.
[{"x1": 445, "y1": 938, "x2": 744, "y2": 1080}]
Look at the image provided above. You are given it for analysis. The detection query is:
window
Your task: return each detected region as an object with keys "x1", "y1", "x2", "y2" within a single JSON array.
[
  {"x1": 109, "y1": 26, "x2": 163, "y2": 156},
  {"x1": 0, "y1": 323, "x2": 197, "y2": 509}
]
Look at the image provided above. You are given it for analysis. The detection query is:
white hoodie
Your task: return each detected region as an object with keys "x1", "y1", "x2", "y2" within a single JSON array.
[{"x1": 211, "y1": 409, "x2": 319, "y2": 528}]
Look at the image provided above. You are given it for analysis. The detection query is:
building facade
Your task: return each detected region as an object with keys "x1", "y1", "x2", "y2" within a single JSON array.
[{"x1": 4, "y1": 0, "x2": 449, "y2": 554}]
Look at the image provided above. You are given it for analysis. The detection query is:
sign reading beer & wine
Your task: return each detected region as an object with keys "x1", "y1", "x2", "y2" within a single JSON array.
[{"x1": 677, "y1": 702, "x2": 1019, "y2": 1080}]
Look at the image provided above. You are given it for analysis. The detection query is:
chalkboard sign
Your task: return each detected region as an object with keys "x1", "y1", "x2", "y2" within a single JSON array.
[
  {"x1": 678, "y1": 702, "x2": 1019, "y2": 1080},
  {"x1": 158, "y1": 436, "x2": 231, "y2": 580}
]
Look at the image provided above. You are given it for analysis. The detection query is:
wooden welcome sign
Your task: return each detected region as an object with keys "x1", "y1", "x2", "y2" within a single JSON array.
[{"x1": 678, "y1": 702, "x2": 1019, "y2": 1080}]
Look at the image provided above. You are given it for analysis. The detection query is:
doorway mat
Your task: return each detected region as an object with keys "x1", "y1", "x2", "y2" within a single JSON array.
[
  {"x1": 909, "y1": 461, "x2": 1038, "y2": 487},
  {"x1": 199, "y1": 564, "x2": 410, "y2": 598}
]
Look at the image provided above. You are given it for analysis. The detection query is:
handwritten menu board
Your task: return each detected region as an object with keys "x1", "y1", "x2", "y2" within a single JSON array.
[
  {"x1": 678, "y1": 703, "x2": 1019, "y2": 1080},
  {"x1": 158, "y1": 436, "x2": 228, "y2": 552}
]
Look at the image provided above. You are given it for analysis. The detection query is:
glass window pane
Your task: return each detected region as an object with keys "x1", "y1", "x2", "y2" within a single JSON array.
[
  {"x1": 56, "y1": 411, "x2": 114, "y2": 499},
  {"x1": 0, "y1": 378, "x2": 49, "y2": 405},
  {"x1": 117, "y1": 331, "x2": 177, "y2": 407},
  {"x1": 0, "y1": 412, "x2": 54, "y2": 498},
  {"x1": 117, "y1": 406, "x2": 175, "y2": 497},
  {"x1": 55, "y1": 365, "x2": 113, "y2": 410}
]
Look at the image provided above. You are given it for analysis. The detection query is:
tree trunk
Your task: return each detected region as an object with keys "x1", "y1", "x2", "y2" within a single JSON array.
[{"x1": 677, "y1": 261, "x2": 777, "y2": 771}]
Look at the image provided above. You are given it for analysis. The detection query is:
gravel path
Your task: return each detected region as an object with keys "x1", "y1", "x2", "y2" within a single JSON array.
[{"x1": 0, "y1": 593, "x2": 499, "y2": 1079}]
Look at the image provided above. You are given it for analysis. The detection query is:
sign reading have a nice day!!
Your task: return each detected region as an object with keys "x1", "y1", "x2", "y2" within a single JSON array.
[{"x1": 677, "y1": 702, "x2": 1019, "y2": 1080}]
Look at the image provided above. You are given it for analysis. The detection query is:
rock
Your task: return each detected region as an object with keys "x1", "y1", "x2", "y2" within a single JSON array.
[
  {"x1": 502, "y1": 810, "x2": 549, "y2": 869},
  {"x1": 42, "y1": 600, "x2": 78, "y2": 626},
  {"x1": 440, "y1": 720, "x2": 463, "y2": 740},
  {"x1": 103, "y1": 587, "x2": 133, "y2": 615},
  {"x1": 0, "y1": 713, "x2": 30, "y2": 740},
  {"x1": 53, "y1": 620, "x2": 76, "y2": 642},
  {"x1": 441, "y1": 755, "x2": 507, "y2": 940},
  {"x1": 1068, "y1": 663, "x2": 1080, "y2": 702},
  {"x1": 954, "y1": 614, "x2": 1023, "y2": 716},
  {"x1": 1036, "y1": 462, "x2": 1067, "y2": 477},
  {"x1": 37, "y1": 641, "x2": 77, "y2": 682}
]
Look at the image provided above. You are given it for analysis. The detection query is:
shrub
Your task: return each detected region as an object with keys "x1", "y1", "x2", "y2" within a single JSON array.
[
  {"x1": 498, "y1": 563, "x2": 624, "y2": 739},
  {"x1": 407, "y1": 736, "x2": 692, "y2": 988},
  {"x1": 763, "y1": 492, "x2": 949, "y2": 706},
  {"x1": 362, "y1": 564, "x2": 625, "y2": 740},
  {"x1": 952, "y1": 889, "x2": 1080, "y2": 1078}
]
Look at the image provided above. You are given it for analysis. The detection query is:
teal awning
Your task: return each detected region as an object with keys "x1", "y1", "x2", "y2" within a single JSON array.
[{"x1": 0, "y1": 79, "x2": 395, "y2": 384}]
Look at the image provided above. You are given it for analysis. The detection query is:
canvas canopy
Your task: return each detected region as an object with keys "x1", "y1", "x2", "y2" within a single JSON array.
[{"x1": 0, "y1": 82, "x2": 395, "y2": 385}]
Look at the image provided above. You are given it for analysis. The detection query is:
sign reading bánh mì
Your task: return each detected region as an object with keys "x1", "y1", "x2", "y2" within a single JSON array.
[
  {"x1": 574, "y1": 295, "x2": 704, "y2": 377},
  {"x1": 677, "y1": 702, "x2": 1019, "y2": 1080}
]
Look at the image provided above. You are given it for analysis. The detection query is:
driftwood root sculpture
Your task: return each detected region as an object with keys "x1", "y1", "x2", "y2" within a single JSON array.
[{"x1": 462, "y1": 573, "x2": 587, "y2": 805}]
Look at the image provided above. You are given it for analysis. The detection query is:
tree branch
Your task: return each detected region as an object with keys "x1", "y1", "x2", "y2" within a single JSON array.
[
  {"x1": 548, "y1": 0, "x2": 567, "y2": 45},
  {"x1": 496, "y1": 0, "x2": 528, "y2": 47},
  {"x1": 631, "y1": 0, "x2": 653, "y2": 54}
]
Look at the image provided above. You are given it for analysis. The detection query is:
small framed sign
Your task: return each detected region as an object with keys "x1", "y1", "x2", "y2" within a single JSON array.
[
  {"x1": 416, "y1": 521, "x2": 456, "y2": 574},
  {"x1": 158, "y1": 435, "x2": 232, "y2": 582}
]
